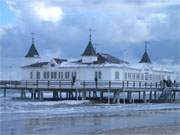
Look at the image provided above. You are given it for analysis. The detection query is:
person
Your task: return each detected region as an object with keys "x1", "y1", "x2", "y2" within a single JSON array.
[
  {"x1": 72, "y1": 75, "x2": 76, "y2": 86},
  {"x1": 94, "y1": 76, "x2": 98, "y2": 88},
  {"x1": 173, "y1": 80, "x2": 176, "y2": 87}
]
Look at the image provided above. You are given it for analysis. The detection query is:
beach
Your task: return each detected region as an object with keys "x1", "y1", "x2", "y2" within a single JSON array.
[
  {"x1": 0, "y1": 92, "x2": 180, "y2": 135},
  {"x1": 98, "y1": 125, "x2": 180, "y2": 135}
]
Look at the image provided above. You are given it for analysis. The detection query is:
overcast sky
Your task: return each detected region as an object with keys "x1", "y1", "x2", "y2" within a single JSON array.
[{"x1": 0, "y1": 0, "x2": 180, "y2": 65}]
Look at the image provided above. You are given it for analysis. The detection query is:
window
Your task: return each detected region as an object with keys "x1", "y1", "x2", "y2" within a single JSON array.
[
  {"x1": 36, "y1": 72, "x2": 40, "y2": 80},
  {"x1": 132, "y1": 73, "x2": 135, "y2": 80},
  {"x1": 149, "y1": 74, "x2": 152, "y2": 81},
  {"x1": 61, "y1": 72, "x2": 63, "y2": 79},
  {"x1": 43, "y1": 72, "x2": 46, "y2": 79},
  {"x1": 58, "y1": 72, "x2": 61, "y2": 79},
  {"x1": 115, "y1": 72, "x2": 119, "y2": 80},
  {"x1": 136, "y1": 73, "x2": 140, "y2": 80},
  {"x1": 95, "y1": 71, "x2": 102, "y2": 80},
  {"x1": 72, "y1": 72, "x2": 77, "y2": 78},
  {"x1": 30, "y1": 72, "x2": 33, "y2": 79},
  {"x1": 145, "y1": 73, "x2": 148, "y2": 81},
  {"x1": 128, "y1": 73, "x2": 131, "y2": 80},
  {"x1": 47, "y1": 72, "x2": 49, "y2": 79},
  {"x1": 51, "y1": 72, "x2": 57, "y2": 79},
  {"x1": 141, "y1": 74, "x2": 144, "y2": 80},
  {"x1": 98, "y1": 72, "x2": 102, "y2": 80},
  {"x1": 65, "y1": 72, "x2": 70, "y2": 79},
  {"x1": 124, "y1": 72, "x2": 127, "y2": 80},
  {"x1": 51, "y1": 72, "x2": 54, "y2": 79},
  {"x1": 54, "y1": 72, "x2": 57, "y2": 79},
  {"x1": 51, "y1": 63, "x2": 55, "y2": 67}
]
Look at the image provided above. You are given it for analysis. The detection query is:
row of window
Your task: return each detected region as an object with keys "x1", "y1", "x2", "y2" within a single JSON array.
[
  {"x1": 30, "y1": 71, "x2": 77, "y2": 80},
  {"x1": 124, "y1": 72, "x2": 170, "y2": 81}
]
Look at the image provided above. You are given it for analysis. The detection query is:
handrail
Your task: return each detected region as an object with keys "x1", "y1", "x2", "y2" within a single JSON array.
[{"x1": 1, "y1": 80, "x2": 178, "y2": 89}]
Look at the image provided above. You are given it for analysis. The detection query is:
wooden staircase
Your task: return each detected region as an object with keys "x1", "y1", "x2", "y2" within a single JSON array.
[{"x1": 159, "y1": 87, "x2": 174, "y2": 102}]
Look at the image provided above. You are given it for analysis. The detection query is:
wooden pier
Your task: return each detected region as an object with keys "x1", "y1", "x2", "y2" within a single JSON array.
[{"x1": 0, "y1": 80, "x2": 179, "y2": 103}]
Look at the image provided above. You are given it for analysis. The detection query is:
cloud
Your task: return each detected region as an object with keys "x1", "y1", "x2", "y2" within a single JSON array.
[
  {"x1": 0, "y1": 27, "x2": 5, "y2": 40},
  {"x1": 1, "y1": 0, "x2": 179, "y2": 61},
  {"x1": 33, "y1": 1, "x2": 63, "y2": 23}
]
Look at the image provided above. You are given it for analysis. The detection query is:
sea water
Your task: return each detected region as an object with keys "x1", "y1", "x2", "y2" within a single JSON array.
[{"x1": 0, "y1": 90, "x2": 180, "y2": 135}]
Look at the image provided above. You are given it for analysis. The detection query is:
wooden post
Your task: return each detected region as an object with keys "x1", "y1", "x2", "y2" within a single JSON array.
[
  {"x1": 88, "y1": 91, "x2": 91, "y2": 98},
  {"x1": 20, "y1": 90, "x2": 26, "y2": 99},
  {"x1": 59, "y1": 91, "x2": 62, "y2": 100},
  {"x1": 108, "y1": 81, "x2": 111, "y2": 104},
  {"x1": 149, "y1": 91, "x2": 152, "y2": 102},
  {"x1": 48, "y1": 80, "x2": 50, "y2": 89},
  {"x1": 26, "y1": 80, "x2": 27, "y2": 89},
  {"x1": 36, "y1": 80, "x2": 39, "y2": 89},
  {"x1": 139, "y1": 82, "x2": 141, "y2": 88},
  {"x1": 3, "y1": 89, "x2": 6, "y2": 97},
  {"x1": 100, "y1": 91, "x2": 103, "y2": 100},
  {"x1": 82, "y1": 91, "x2": 86, "y2": 100},
  {"x1": 139, "y1": 91, "x2": 141, "y2": 101},
  {"x1": 83, "y1": 81, "x2": 85, "y2": 89},
  {"x1": 143, "y1": 91, "x2": 146, "y2": 103},
  {"x1": 59, "y1": 80, "x2": 61, "y2": 88},
  {"x1": 127, "y1": 91, "x2": 132, "y2": 103},
  {"x1": 173, "y1": 91, "x2": 176, "y2": 101},
  {"x1": 154, "y1": 91, "x2": 157, "y2": 100},
  {"x1": 123, "y1": 92, "x2": 126, "y2": 104},
  {"x1": 76, "y1": 89, "x2": 79, "y2": 100},
  {"x1": 117, "y1": 91, "x2": 120, "y2": 104},
  {"x1": 32, "y1": 89, "x2": 35, "y2": 100},
  {"x1": 39, "y1": 90, "x2": 43, "y2": 101}
]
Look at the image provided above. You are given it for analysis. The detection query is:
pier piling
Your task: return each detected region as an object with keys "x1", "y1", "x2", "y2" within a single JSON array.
[{"x1": 3, "y1": 89, "x2": 6, "y2": 97}]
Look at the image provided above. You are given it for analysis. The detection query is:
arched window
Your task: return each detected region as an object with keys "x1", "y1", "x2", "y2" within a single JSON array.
[{"x1": 145, "y1": 72, "x2": 148, "y2": 81}]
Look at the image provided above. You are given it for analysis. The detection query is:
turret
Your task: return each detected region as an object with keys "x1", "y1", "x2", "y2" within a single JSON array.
[
  {"x1": 139, "y1": 41, "x2": 152, "y2": 64},
  {"x1": 25, "y1": 33, "x2": 40, "y2": 65},
  {"x1": 81, "y1": 30, "x2": 97, "y2": 63}
]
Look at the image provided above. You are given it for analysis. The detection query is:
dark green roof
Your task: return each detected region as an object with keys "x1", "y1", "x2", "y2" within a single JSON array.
[
  {"x1": 82, "y1": 41, "x2": 96, "y2": 56},
  {"x1": 25, "y1": 43, "x2": 39, "y2": 58},
  {"x1": 139, "y1": 50, "x2": 151, "y2": 63}
]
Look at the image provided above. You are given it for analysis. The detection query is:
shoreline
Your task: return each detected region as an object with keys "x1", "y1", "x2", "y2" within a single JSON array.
[{"x1": 97, "y1": 125, "x2": 180, "y2": 135}]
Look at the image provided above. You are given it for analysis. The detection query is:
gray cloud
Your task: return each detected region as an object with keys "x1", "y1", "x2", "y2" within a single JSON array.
[{"x1": 0, "y1": 0, "x2": 179, "y2": 62}]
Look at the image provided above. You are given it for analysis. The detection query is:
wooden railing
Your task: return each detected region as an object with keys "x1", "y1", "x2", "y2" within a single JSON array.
[{"x1": 0, "y1": 80, "x2": 179, "y2": 90}]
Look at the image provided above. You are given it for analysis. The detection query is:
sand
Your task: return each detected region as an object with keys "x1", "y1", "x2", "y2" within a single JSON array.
[{"x1": 97, "y1": 125, "x2": 180, "y2": 135}]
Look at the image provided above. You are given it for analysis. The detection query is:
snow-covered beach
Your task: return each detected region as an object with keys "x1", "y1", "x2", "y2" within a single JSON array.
[{"x1": 0, "y1": 92, "x2": 180, "y2": 135}]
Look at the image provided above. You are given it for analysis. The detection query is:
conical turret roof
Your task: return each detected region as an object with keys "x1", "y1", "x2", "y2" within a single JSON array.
[
  {"x1": 82, "y1": 40, "x2": 96, "y2": 56},
  {"x1": 25, "y1": 33, "x2": 40, "y2": 58},
  {"x1": 139, "y1": 43, "x2": 151, "y2": 63}
]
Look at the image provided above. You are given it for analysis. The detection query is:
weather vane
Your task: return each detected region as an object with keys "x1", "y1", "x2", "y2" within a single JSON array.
[
  {"x1": 32, "y1": 32, "x2": 35, "y2": 44},
  {"x1": 89, "y1": 28, "x2": 95, "y2": 41},
  {"x1": 145, "y1": 40, "x2": 150, "y2": 52}
]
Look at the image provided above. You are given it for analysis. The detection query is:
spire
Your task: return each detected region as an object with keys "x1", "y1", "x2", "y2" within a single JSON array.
[
  {"x1": 32, "y1": 32, "x2": 35, "y2": 45},
  {"x1": 139, "y1": 41, "x2": 151, "y2": 63},
  {"x1": 89, "y1": 28, "x2": 92, "y2": 42},
  {"x1": 81, "y1": 29, "x2": 96, "y2": 56},
  {"x1": 145, "y1": 40, "x2": 148, "y2": 52},
  {"x1": 25, "y1": 33, "x2": 40, "y2": 58}
]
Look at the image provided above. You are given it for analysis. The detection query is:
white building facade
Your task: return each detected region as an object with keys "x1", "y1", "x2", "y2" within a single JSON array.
[{"x1": 22, "y1": 36, "x2": 175, "y2": 83}]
